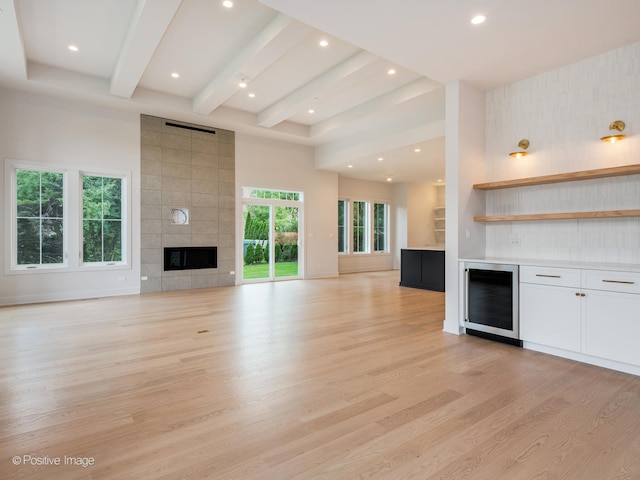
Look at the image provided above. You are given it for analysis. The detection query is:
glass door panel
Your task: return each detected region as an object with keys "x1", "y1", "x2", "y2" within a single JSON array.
[
  {"x1": 274, "y1": 206, "x2": 299, "y2": 278},
  {"x1": 242, "y1": 204, "x2": 271, "y2": 281}
]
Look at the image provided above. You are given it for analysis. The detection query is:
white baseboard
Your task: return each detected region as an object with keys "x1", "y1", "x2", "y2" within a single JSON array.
[
  {"x1": 523, "y1": 341, "x2": 640, "y2": 377},
  {"x1": 0, "y1": 287, "x2": 140, "y2": 306}
]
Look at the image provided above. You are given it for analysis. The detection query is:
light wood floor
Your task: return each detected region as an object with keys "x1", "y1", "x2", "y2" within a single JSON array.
[{"x1": 1, "y1": 271, "x2": 640, "y2": 480}]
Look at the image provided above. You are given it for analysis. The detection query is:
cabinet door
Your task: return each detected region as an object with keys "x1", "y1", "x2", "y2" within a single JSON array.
[
  {"x1": 420, "y1": 250, "x2": 444, "y2": 291},
  {"x1": 584, "y1": 290, "x2": 640, "y2": 366},
  {"x1": 400, "y1": 250, "x2": 422, "y2": 285},
  {"x1": 520, "y1": 283, "x2": 581, "y2": 351}
]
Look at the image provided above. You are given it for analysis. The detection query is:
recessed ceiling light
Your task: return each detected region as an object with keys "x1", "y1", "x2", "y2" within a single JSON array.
[
  {"x1": 348, "y1": 165, "x2": 353, "y2": 169},
  {"x1": 437, "y1": 179, "x2": 442, "y2": 183},
  {"x1": 414, "y1": 148, "x2": 421, "y2": 153},
  {"x1": 238, "y1": 79, "x2": 247, "y2": 88},
  {"x1": 387, "y1": 68, "x2": 396, "y2": 75},
  {"x1": 223, "y1": 1, "x2": 233, "y2": 7},
  {"x1": 308, "y1": 109, "x2": 315, "y2": 114},
  {"x1": 387, "y1": 177, "x2": 392, "y2": 182},
  {"x1": 248, "y1": 93, "x2": 255, "y2": 98},
  {"x1": 171, "y1": 72, "x2": 180, "y2": 78},
  {"x1": 471, "y1": 14, "x2": 486, "y2": 25},
  {"x1": 319, "y1": 39, "x2": 328, "y2": 47},
  {"x1": 68, "y1": 45, "x2": 79, "y2": 52},
  {"x1": 378, "y1": 157, "x2": 383, "y2": 161}
]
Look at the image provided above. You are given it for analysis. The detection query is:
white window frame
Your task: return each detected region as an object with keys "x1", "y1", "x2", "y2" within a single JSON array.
[
  {"x1": 372, "y1": 202, "x2": 390, "y2": 254},
  {"x1": 7, "y1": 162, "x2": 69, "y2": 271},
  {"x1": 338, "y1": 198, "x2": 391, "y2": 256},
  {"x1": 4, "y1": 158, "x2": 131, "y2": 274},
  {"x1": 338, "y1": 198, "x2": 349, "y2": 255},
  {"x1": 80, "y1": 171, "x2": 128, "y2": 267},
  {"x1": 352, "y1": 199, "x2": 369, "y2": 254}
]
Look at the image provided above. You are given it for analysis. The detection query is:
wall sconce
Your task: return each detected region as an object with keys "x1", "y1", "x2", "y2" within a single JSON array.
[
  {"x1": 600, "y1": 120, "x2": 626, "y2": 143},
  {"x1": 509, "y1": 139, "x2": 530, "y2": 158}
]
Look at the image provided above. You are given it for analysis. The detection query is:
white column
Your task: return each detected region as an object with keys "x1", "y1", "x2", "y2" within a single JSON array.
[{"x1": 443, "y1": 81, "x2": 487, "y2": 334}]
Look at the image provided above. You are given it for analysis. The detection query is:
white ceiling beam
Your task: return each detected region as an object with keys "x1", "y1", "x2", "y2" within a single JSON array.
[
  {"x1": 192, "y1": 14, "x2": 309, "y2": 115},
  {"x1": 310, "y1": 77, "x2": 441, "y2": 138},
  {"x1": 0, "y1": 0, "x2": 27, "y2": 80},
  {"x1": 257, "y1": 50, "x2": 376, "y2": 128},
  {"x1": 110, "y1": 0, "x2": 182, "y2": 98}
]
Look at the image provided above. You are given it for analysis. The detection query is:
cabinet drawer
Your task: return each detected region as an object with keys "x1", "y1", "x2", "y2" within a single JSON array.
[
  {"x1": 582, "y1": 270, "x2": 640, "y2": 294},
  {"x1": 520, "y1": 266, "x2": 581, "y2": 287}
]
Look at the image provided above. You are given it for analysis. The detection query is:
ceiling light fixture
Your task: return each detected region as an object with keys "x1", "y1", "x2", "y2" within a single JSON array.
[
  {"x1": 414, "y1": 148, "x2": 421, "y2": 153},
  {"x1": 68, "y1": 45, "x2": 79, "y2": 52},
  {"x1": 222, "y1": 1, "x2": 233, "y2": 8},
  {"x1": 509, "y1": 139, "x2": 530, "y2": 158},
  {"x1": 171, "y1": 72, "x2": 180, "y2": 78},
  {"x1": 387, "y1": 68, "x2": 396, "y2": 75},
  {"x1": 386, "y1": 177, "x2": 393, "y2": 182},
  {"x1": 348, "y1": 165, "x2": 353, "y2": 169},
  {"x1": 600, "y1": 120, "x2": 626, "y2": 143},
  {"x1": 238, "y1": 77, "x2": 247, "y2": 88},
  {"x1": 319, "y1": 39, "x2": 328, "y2": 47},
  {"x1": 378, "y1": 157, "x2": 383, "y2": 162},
  {"x1": 471, "y1": 15, "x2": 486, "y2": 25},
  {"x1": 308, "y1": 109, "x2": 315, "y2": 114},
  {"x1": 248, "y1": 93, "x2": 255, "y2": 98}
]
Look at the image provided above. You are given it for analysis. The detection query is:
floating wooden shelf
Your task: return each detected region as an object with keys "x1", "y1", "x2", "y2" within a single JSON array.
[
  {"x1": 475, "y1": 210, "x2": 640, "y2": 223},
  {"x1": 473, "y1": 164, "x2": 640, "y2": 190}
]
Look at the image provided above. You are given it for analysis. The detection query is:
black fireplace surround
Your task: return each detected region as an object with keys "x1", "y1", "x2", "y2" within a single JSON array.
[{"x1": 164, "y1": 247, "x2": 217, "y2": 271}]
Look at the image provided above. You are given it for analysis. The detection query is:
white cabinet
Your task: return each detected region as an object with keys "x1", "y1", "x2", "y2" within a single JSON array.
[
  {"x1": 520, "y1": 266, "x2": 640, "y2": 371},
  {"x1": 582, "y1": 270, "x2": 640, "y2": 366},
  {"x1": 520, "y1": 283, "x2": 582, "y2": 351},
  {"x1": 520, "y1": 266, "x2": 582, "y2": 352}
]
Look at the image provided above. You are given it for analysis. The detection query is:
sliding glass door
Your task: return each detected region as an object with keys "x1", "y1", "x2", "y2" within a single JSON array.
[{"x1": 241, "y1": 188, "x2": 302, "y2": 283}]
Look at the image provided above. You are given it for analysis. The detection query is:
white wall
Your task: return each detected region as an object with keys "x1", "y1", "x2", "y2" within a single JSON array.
[
  {"x1": 392, "y1": 183, "x2": 407, "y2": 269},
  {"x1": 0, "y1": 88, "x2": 141, "y2": 305},
  {"x1": 235, "y1": 134, "x2": 339, "y2": 280},
  {"x1": 338, "y1": 176, "x2": 394, "y2": 273},
  {"x1": 485, "y1": 41, "x2": 640, "y2": 264},
  {"x1": 406, "y1": 183, "x2": 438, "y2": 247}
]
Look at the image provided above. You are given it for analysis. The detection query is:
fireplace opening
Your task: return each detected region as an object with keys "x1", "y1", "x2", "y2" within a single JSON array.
[{"x1": 164, "y1": 247, "x2": 217, "y2": 271}]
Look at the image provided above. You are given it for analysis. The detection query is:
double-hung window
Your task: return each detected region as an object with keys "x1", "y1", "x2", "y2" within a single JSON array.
[
  {"x1": 373, "y1": 202, "x2": 388, "y2": 253},
  {"x1": 352, "y1": 200, "x2": 368, "y2": 253},
  {"x1": 338, "y1": 199, "x2": 348, "y2": 253}
]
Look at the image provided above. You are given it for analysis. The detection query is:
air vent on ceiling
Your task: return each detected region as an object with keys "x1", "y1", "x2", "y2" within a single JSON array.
[{"x1": 165, "y1": 122, "x2": 216, "y2": 135}]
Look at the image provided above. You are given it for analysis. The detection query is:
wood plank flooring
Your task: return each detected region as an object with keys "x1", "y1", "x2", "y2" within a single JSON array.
[{"x1": 1, "y1": 270, "x2": 640, "y2": 479}]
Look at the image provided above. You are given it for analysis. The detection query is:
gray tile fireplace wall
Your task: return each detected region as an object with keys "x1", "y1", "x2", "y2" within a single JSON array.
[{"x1": 140, "y1": 115, "x2": 235, "y2": 292}]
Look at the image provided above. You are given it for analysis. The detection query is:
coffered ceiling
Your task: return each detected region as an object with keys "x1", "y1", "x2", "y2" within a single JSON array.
[{"x1": 1, "y1": 0, "x2": 639, "y2": 184}]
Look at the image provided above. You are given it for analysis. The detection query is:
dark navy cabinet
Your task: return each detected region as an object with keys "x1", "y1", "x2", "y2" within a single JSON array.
[{"x1": 399, "y1": 249, "x2": 445, "y2": 292}]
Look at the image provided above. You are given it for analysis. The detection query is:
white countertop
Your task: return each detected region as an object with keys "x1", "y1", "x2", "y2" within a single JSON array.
[
  {"x1": 459, "y1": 256, "x2": 640, "y2": 273},
  {"x1": 403, "y1": 244, "x2": 445, "y2": 251}
]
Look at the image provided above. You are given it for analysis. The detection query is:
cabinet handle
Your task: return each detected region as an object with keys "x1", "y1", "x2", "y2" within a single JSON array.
[
  {"x1": 602, "y1": 279, "x2": 635, "y2": 285},
  {"x1": 575, "y1": 292, "x2": 586, "y2": 297},
  {"x1": 536, "y1": 274, "x2": 561, "y2": 278},
  {"x1": 575, "y1": 292, "x2": 581, "y2": 296}
]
